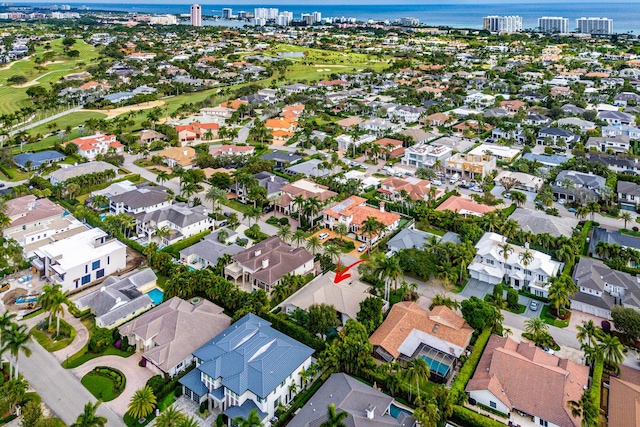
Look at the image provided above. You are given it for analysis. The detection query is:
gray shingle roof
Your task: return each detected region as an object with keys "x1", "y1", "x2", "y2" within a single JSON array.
[
  {"x1": 137, "y1": 203, "x2": 210, "y2": 228},
  {"x1": 110, "y1": 187, "x2": 168, "y2": 209},
  {"x1": 193, "y1": 313, "x2": 314, "y2": 398},
  {"x1": 289, "y1": 373, "x2": 415, "y2": 427},
  {"x1": 555, "y1": 170, "x2": 606, "y2": 189},
  {"x1": 617, "y1": 180, "x2": 640, "y2": 197},
  {"x1": 572, "y1": 257, "x2": 640, "y2": 311},
  {"x1": 510, "y1": 208, "x2": 578, "y2": 238},
  {"x1": 14, "y1": 151, "x2": 65, "y2": 169},
  {"x1": 180, "y1": 234, "x2": 243, "y2": 265}
]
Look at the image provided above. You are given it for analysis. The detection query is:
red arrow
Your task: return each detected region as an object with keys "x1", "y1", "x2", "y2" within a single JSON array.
[{"x1": 334, "y1": 259, "x2": 369, "y2": 284}]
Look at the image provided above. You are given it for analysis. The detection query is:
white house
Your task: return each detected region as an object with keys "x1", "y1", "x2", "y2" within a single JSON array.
[
  {"x1": 135, "y1": 203, "x2": 214, "y2": 246},
  {"x1": 401, "y1": 143, "x2": 452, "y2": 169},
  {"x1": 31, "y1": 228, "x2": 127, "y2": 292},
  {"x1": 66, "y1": 134, "x2": 125, "y2": 160},
  {"x1": 109, "y1": 186, "x2": 171, "y2": 215},
  {"x1": 468, "y1": 232, "x2": 563, "y2": 297}
]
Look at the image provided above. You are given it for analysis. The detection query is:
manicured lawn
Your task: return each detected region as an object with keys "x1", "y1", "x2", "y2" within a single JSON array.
[
  {"x1": 62, "y1": 318, "x2": 135, "y2": 368},
  {"x1": 81, "y1": 373, "x2": 120, "y2": 402},
  {"x1": 30, "y1": 319, "x2": 77, "y2": 352},
  {"x1": 417, "y1": 224, "x2": 446, "y2": 237},
  {"x1": 540, "y1": 305, "x2": 570, "y2": 328},
  {"x1": 221, "y1": 198, "x2": 250, "y2": 214}
]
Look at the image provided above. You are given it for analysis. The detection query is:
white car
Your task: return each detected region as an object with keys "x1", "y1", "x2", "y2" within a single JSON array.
[
  {"x1": 358, "y1": 243, "x2": 367, "y2": 252},
  {"x1": 318, "y1": 232, "x2": 330, "y2": 240},
  {"x1": 558, "y1": 199, "x2": 567, "y2": 205},
  {"x1": 432, "y1": 179, "x2": 443, "y2": 186},
  {"x1": 542, "y1": 347, "x2": 555, "y2": 355}
]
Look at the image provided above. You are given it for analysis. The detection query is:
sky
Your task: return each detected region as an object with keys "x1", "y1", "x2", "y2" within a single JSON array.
[{"x1": 22, "y1": 0, "x2": 640, "y2": 3}]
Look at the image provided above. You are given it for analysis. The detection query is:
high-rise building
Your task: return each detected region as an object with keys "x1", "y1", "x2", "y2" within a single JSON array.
[
  {"x1": 577, "y1": 17, "x2": 613, "y2": 34},
  {"x1": 221, "y1": 8, "x2": 232, "y2": 19},
  {"x1": 237, "y1": 11, "x2": 247, "y2": 19},
  {"x1": 190, "y1": 4, "x2": 201, "y2": 27},
  {"x1": 301, "y1": 13, "x2": 313, "y2": 25},
  {"x1": 254, "y1": 7, "x2": 279, "y2": 21},
  {"x1": 277, "y1": 12, "x2": 292, "y2": 26},
  {"x1": 538, "y1": 16, "x2": 569, "y2": 33},
  {"x1": 483, "y1": 15, "x2": 522, "y2": 33},
  {"x1": 398, "y1": 17, "x2": 420, "y2": 27},
  {"x1": 312, "y1": 11, "x2": 322, "y2": 24},
  {"x1": 252, "y1": 17, "x2": 266, "y2": 26}
]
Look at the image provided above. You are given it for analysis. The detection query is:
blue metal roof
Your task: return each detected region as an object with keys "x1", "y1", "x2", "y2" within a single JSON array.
[
  {"x1": 192, "y1": 314, "x2": 313, "y2": 399},
  {"x1": 224, "y1": 400, "x2": 268, "y2": 421},
  {"x1": 14, "y1": 151, "x2": 65, "y2": 168},
  {"x1": 179, "y1": 369, "x2": 208, "y2": 399}
]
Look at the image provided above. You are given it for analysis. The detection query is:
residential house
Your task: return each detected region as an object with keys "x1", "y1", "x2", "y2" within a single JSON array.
[
  {"x1": 494, "y1": 171, "x2": 543, "y2": 192},
  {"x1": 158, "y1": 147, "x2": 197, "y2": 168},
  {"x1": 571, "y1": 257, "x2": 640, "y2": 318},
  {"x1": 388, "y1": 105, "x2": 425, "y2": 123},
  {"x1": 209, "y1": 145, "x2": 255, "y2": 157},
  {"x1": 370, "y1": 302, "x2": 473, "y2": 381},
  {"x1": 360, "y1": 118, "x2": 401, "y2": 135},
  {"x1": 436, "y1": 196, "x2": 495, "y2": 217},
  {"x1": 468, "y1": 144, "x2": 521, "y2": 162},
  {"x1": 91, "y1": 180, "x2": 138, "y2": 199},
  {"x1": 537, "y1": 127, "x2": 580, "y2": 147},
  {"x1": 590, "y1": 226, "x2": 640, "y2": 258},
  {"x1": 466, "y1": 335, "x2": 589, "y2": 427},
  {"x1": 139, "y1": 129, "x2": 167, "y2": 145},
  {"x1": 13, "y1": 151, "x2": 65, "y2": 171},
  {"x1": 468, "y1": 232, "x2": 562, "y2": 297},
  {"x1": 322, "y1": 196, "x2": 401, "y2": 245},
  {"x1": 387, "y1": 227, "x2": 461, "y2": 253},
  {"x1": 74, "y1": 269, "x2": 158, "y2": 329},
  {"x1": 179, "y1": 233, "x2": 244, "y2": 270},
  {"x1": 371, "y1": 138, "x2": 405, "y2": 159},
  {"x1": 500, "y1": 99, "x2": 526, "y2": 112},
  {"x1": 30, "y1": 227, "x2": 127, "y2": 292},
  {"x1": 446, "y1": 153, "x2": 497, "y2": 180},
  {"x1": 275, "y1": 179, "x2": 337, "y2": 215},
  {"x1": 279, "y1": 272, "x2": 376, "y2": 326},
  {"x1": 231, "y1": 172, "x2": 289, "y2": 204},
  {"x1": 119, "y1": 297, "x2": 231, "y2": 376},
  {"x1": 378, "y1": 177, "x2": 443, "y2": 205},
  {"x1": 552, "y1": 170, "x2": 606, "y2": 202},
  {"x1": 225, "y1": 236, "x2": 314, "y2": 294},
  {"x1": 66, "y1": 134, "x2": 124, "y2": 160},
  {"x1": 586, "y1": 135, "x2": 632, "y2": 153},
  {"x1": 608, "y1": 376, "x2": 640, "y2": 427},
  {"x1": 178, "y1": 314, "x2": 313, "y2": 423},
  {"x1": 260, "y1": 151, "x2": 303, "y2": 169},
  {"x1": 465, "y1": 91, "x2": 495, "y2": 107},
  {"x1": 336, "y1": 134, "x2": 377, "y2": 151},
  {"x1": 614, "y1": 91, "x2": 640, "y2": 107},
  {"x1": 510, "y1": 208, "x2": 578, "y2": 238},
  {"x1": 524, "y1": 113, "x2": 551, "y2": 126},
  {"x1": 108, "y1": 186, "x2": 171, "y2": 215},
  {"x1": 557, "y1": 117, "x2": 597, "y2": 132},
  {"x1": 602, "y1": 124, "x2": 640, "y2": 140},
  {"x1": 175, "y1": 123, "x2": 219, "y2": 146},
  {"x1": 422, "y1": 112, "x2": 450, "y2": 127},
  {"x1": 288, "y1": 373, "x2": 416, "y2": 427},
  {"x1": 401, "y1": 143, "x2": 452, "y2": 169},
  {"x1": 521, "y1": 153, "x2": 569, "y2": 168},
  {"x1": 199, "y1": 106, "x2": 234, "y2": 120},
  {"x1": 283, "y1": 159, "x2": 341, "y2": 178},
  {"x1": 135, "y1": 203, "x2": 213, "y2": 246},
  {"x1": 598, "y1": 110, "x2": 635, "y2": 126},
  {"x1": 47, "y1": 162, "x2": 119, "y2": 185},
  {"x1": 617, "y1": 180, "x2": 640, "y2": 211}
]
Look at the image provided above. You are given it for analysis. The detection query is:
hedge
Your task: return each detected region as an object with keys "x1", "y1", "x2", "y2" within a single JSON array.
[
  {"x1": 450, "y1": 328, "x2": 492, "y2": 403},
  {"x1": 78, "y1": 174, "x2": 142, "y2": 196},
  {"x1": 591, "y1": 356, "x2": 604, "y2": 410},
  {"x1": 160, "y1": 231, "x2": 211, "y2": 258},
  {"x1": 260, "y1": 312, "x2": 325, "y2": 353},
  {"x1": 450, "y1": 406, "x2": 506, "y2": 427}
]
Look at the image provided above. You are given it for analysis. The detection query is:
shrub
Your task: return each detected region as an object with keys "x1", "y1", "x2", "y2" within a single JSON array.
[
  {"x1": 450, "y1": 328, "x2": 492, "y2": 404},
  {"x1": 278, "y1": 217, "x2": 289, "y2": 226},
  {"x1": 451, "y1": 406, "x2": 505, "y2": 427},
  {"x1": 146, "y1": 375, "x2": 166, "y2": 396},
  {"x1": 89, "y1": 327, "x2": 114, "y2": 353},
  {"x1": 506, "y1": 288, "x2": 519, "y2": 309}
]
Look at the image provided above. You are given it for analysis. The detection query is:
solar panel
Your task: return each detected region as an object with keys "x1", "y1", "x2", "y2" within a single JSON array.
[{"x1": 333, "y1": 199, "x2": 354, "y2": 214}]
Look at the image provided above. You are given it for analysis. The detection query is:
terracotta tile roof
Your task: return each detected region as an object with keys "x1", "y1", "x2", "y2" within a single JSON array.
[
  {"x1": 609, "y1": 377, "x2": 640, "y2": 427},
  {"x1": 380, "y1": 177, "x2": 442, "y2": 201},
  {"x1": 335, "y1": 117, "x2": 362, "y2": 128},
  {"x1": 436, "y1": 196, "x2": 495, "y2": 216},
  {"x1": 373, "y1": 138, "x2": 403, "y2": 149},
  {"x1": 278, "y1": 179, "x2": 337, "y2": 203},
  {"x1": 159, "y1": 147, "x2": 196, "y2": 166},
  {"x1": 265, "y1": 117, "x2": 296, "y2": 129},
  {"x1": 318, "y1": 79, "x2": 348, "y2": 86},
  {"x1": 369, "y1": 302, "x2": 473, "y2": 359},
  {"x1": 466, "y1": 335, "x2": 589, "y2": 427},
  {"x1": 219, "y1": 99, "x2": 247, "y2": 110},
  {"x1": 67, "y1": 134, "x2": 119, "y2": 153},
  {"x1": 323, "y1": 196, "x2": 399, "y2": 228}
]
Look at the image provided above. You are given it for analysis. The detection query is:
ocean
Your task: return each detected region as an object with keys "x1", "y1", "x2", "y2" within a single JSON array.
[{"x1": 20, "y1": 3, "x2": 640, "y2": 33}]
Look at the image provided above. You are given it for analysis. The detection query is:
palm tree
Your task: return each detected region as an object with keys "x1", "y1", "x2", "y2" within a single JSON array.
[
  {"x1": 154, "y1": 226, "x2": 172, "y2": 245},
  {"x1": 402, "y1": 357, "x2": 431, "y2": 401},
  {"x1": 575, "y1": 206, "x2": 589, "y2": 220},
  {"x1": 567, "y1": 390, "x2": 599, "y2": 427},
  {"x1": 306, "y1": 236, "x2": 322, "y2": 255},
  {"x1": 518, "y1": 249, "x2": 534, "y2": 289},
  {"x1": 0, "y1": 311, "x2": 16, "y2": 362},
  {"x1": 154, "y1": 405, "x2": 185, "y2": 427},
  {"x1": 243, "y1": 206, "x2": 263, "y2": 227},
  {"x1": 156, "y1": 170, "x2": 170, "y2": 184},
  {"x1": 319, "y1": 404, "x2": 349, "y2": 427},
  {"x1": 524, "y1": 317, "x2": 548, "y2": 343},
  {"x1": 576, "y1": 320, "x2": 602, "y2": 350},
  {"x1": 179, "y1": 416, "x2": 200, "y2": 427},
  {"x1": 233, "y1": 408, "x2": 263, "y2": 427},
  {"x1": 47, "y1": 288, "x2": 70, "y2": 337},
  {"x1": 498, "y1": 242, "x2": 513, "y2": 282},
  {"x1": 620, "y1": 211, "x2": 633, "y2": 230},
  {"x1": 304, "y1": 197, "x2": 322, "y2": 229},
  {"x1": 587, "y1": 201, "x2": 600, "y2": 221},
  {"x1": 373, "y1": 254, "x2": 403, "y2": 302},
  {"x1": 361, "y1": 217, "x2": 386, "y2": 252},
  {"x1": 292, "y1": 230, "x2": 307, "y2": 248},
  {"x1": 127, "y1": 387, "x2": 157, "y2": 421},
  {"x1": 71, "y1": 401, "x2": 107, "y2": 427},
  {"x1": 324, "y1": 243, "x2": 341, "y2": 264},
  {"x1": 548, "y1": 279, "x2": 570, "y2": 316},
  {"x1": 91, "y1": 195, "x2": 109, "y2": 211},
  {"x1": 205, "y1": 186, "x2": 227, "y2": 224},
  {"x1": 277, "y1": 225, "x2": 292, "y2": 243},
  {"x1": 335, "y1": 223, "x2": 348, "y2": 242},
  {"x1": 598, "y1": 333, "x2": 624, "y2": 368},
  {"x1": 4, "y1": 322, "x2": 31, "y2": 379}
]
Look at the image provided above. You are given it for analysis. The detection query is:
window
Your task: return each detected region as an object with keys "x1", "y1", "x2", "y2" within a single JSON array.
[
  {"x1": 539, "y1": 419, "x2": 548, "y2": 427},
  {"x1": 490, "y1": 401, "x2": 497, "y2": 409},
  {"x1": 85, "y1": 265, "x2": 88, "y2": 274},
  {"x1": 96, "y1": 269, "x2": 104, "y2": 279},
  {"x1": 107, "y1": 256, "x2": 110, "y2": 265},
  {"x1": 81, "y1": 275, "x2": 91, "y2": 285},
  {"x1": 92, "y1": 260, "x2": 101, "y2": 271}
]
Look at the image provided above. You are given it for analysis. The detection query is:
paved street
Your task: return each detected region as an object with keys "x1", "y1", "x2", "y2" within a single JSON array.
[{"x1": 20, "y1": 341, "x2": 126, "y2": 427}]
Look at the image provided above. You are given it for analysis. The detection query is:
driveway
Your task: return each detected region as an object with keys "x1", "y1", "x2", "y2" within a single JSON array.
[
  {"x1": 310, "y1": 228, "x2": 363, "y2": 259},
  {"x1": 460, "y1": 278, "x2": 494, "y2": 299},
  {"x1": 517, "y1": 294, "x2": 544, "y2": 318},
  {"x1": 72, "y1": 353, "x2": 154, "y2": 417}
]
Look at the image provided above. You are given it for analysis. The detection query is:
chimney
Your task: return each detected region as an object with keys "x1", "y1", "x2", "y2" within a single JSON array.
[
  {"x1": 270, "y1": 175, "x2": 275, "y2": 182},
  {"x1": 366, "y1": 405, "x2": 375, "y2": 420},
  {"x1": 183, "y1": 150, "x2": 188, "y2": 156},
  {"x1": 380, "y1": 202, "x2": 385, "y2": 212},
  {"x1": 262, "y1": 258, "x2": 269, "y2": 269},
  {"x1": 255, "y1": 249, "x2": 262, "y2": 257}
]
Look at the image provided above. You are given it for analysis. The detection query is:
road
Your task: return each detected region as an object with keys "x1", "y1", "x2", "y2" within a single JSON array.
[
  {"x1": 21, "y1": 341, "x2": 126, "y2": 427},
  {"x1": 8, "y1": 106, "x2": 83, "y2": 137}
]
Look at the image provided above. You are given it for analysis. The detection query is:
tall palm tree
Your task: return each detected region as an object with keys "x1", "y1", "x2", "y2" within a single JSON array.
[
  {"x1": 335, "y1": 223, "x2": 348, "y2": 242},
  {"x1": 4, "y1": 322, "x2": 31, "y2": 379},
  {"x1": 361, "y1": 217, "x2": 386, "y2": 252},
  {"x1": 156, "y1": 170, "x2": 171, "y2": 184},
  {"x1": 498, "y1": 242, "x2": 513, "y2": 282},
  {"x1": 304, "y1": 197, "x2": 322, "y2": 229},
  {"x1": 127, "y1": 387, "x2": 157, "y2": 421},
  {"x1": 518, "y1": 249, "x2": 534, "y2": 289},
  {"x1": 48, "y1": 288, "x2": 70, "y2": 337},
  {"x1": 0, "y1": 311, "x2": 16, "y2": 363},
  {"x1": 154, "y1": 226, "x2": 173, "y2": 245},
  {"x1": 243, "y1": 206, "x2": 263, "y2": 227},
  {"x1": 179, "y1": 416, "x2": 200, "y2": 427},
  {"x1": 598, "y1": 334, "x2": 624, "y2": 368},
  {"x1": 154, "y1": 405, "x2": 185, "y2": 427},
  {"x1": 277, "y1": 225, "x2": 293, "y2": 243},
  {"x1": 524, "y1": 317, "x2": 548, "y2": 343},
  {"x1": 234, "y1": 408, "x2": 263, "y2": 427},
  {"x1": 306, "y1": 236, "x2": 322, "y2": 255},
  {"x1": 205, "y1": 186, "x2": 227, "y2": 224},
  {"x1": 71, "y1": 401, "x2": 107, "y2": 427},
  {"x1": 292, "y1": 230, "x2": 307, "y2": 248},
  {"x1": 620, "y1": 211, "x2": 633, "y2": 230},
  {"x1": 576, "y1": 320, "x2": 602, "y2": 350},
  {"x1": 548, "y1": 279, "x2": 570, "y2": 316},
  {"x1": 323, "y1": 244, "x2": 341, "y2": 264},
  {"x1": 373, "y1": 254, "x2": 403, "y2": 302},
  {"x1": 319, "y1": 404, "x2": 349, "y2": 427},
  {"x1": 402, "y1": 357, "x2": 431, "y2": 401}
]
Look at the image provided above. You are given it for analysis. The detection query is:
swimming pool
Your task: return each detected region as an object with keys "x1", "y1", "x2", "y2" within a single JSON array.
[
  {"x1": 389, "y1": 403, "x2": 411, "y2": 419},
  {"x1": 99, "y1": 213, "x2": 106, "y2": 221},
  {"x1": 15, "y1": 295, "x2": 38, "y2": 304},
  {"x1": 146, "y1": 288, "x2": 164, "y2": 305},
  {"x1": 420, "y1": 355, "x2": 451, "y2": 377}
]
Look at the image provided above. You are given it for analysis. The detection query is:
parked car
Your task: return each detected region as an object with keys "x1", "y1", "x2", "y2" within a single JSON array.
[
  {"x1": 567, "y1": 207, "x2": 577, "y2": 213},
  {"x1": 0, "y1": 283, "x2": 9, "y2": 292},
  {"x1": 504, "y1": 193, "x2": 511, "y2": 199},
  {"x1": 558, "y1": 199, "x2": 567, "y2": 205},
  {"x1": 358, "y1": 243, "x2": 367, "y2": 252},
  {"x1": 542, "y1": 347, "x2": 555, "y2": 355},
  {"x1": 218, "y1": 221, "x2": 228, "y2": 227},
  {"x1": 432, "y1": 179, "x2": 443, "y2": 186},
  {"x1": 263, "y1": 205, "x2": 275, "y2": 213},
  {"x1": 529, "y1": 301, "x2": 539, "y2": 311},
  {"x1": 318, "y1": 232, "x2": 329, "y2": 240},
  {"x1": 0, "y1": 183, "x2": 5, "y2": 188},
  {"x1": 472, "y1": 186, "x2": 483, "y2": 192},
  {"x1": 223, "y1": 212, "x2": 230, "y2": 217}
]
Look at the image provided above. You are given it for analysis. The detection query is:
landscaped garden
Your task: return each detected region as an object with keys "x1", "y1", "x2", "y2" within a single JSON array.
[
  {"x1": 62, "y1": 319, "x2": 135, "y2": 368},
  {"x1": 541, "y1": 305, "x2": 571, "y2": 328},
  {"x1": 30, "y1": 318, "x2": 76, "y2": 352},
  {"x1": 81, "y1": 366, "x2": 126, "y2": 402},
  {"x1": 324, "y1": 238, "x2": 355, "y2": 253}
]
